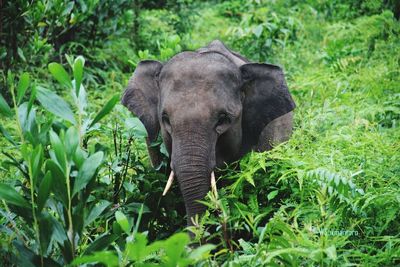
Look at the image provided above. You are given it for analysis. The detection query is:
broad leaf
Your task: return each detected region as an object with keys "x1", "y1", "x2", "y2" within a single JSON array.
[
  {"x1": 0, "y1": 93, "x2": 13, "y2": 117},
  {"x1": 46, "y1": 160, "x2": 68, "y2": 207},
  {"x1": 39, "y1": 212, "x2": 54, "y2": 255},
  {"x1": 36, "y1": 86, "x2": 75, "y2": 124},
  {"x1": 48, "y1": 63, "x2": 72, "y2": 88},
  {"x1": 49, "y1": 130, "x2": 67, "y2": 173},
  {"x1": 89, "y1": 94, "x2": 119, "y2": 128},
  {"x1": 72, "y1": 151, "x2": 103, "y2": 196},
  {"x1": 73, "y1": 56, "x2": 85, "y2": 96},
  {"x1": 84, "y1": 233, "x2": 118, "y2": 255},
  {"x1": 125, "y1": 117, "x2": 147, "y2": 138},
  {"x1": 84, "y1": 200, "x2": 110, "y2": 227},
  {"x1": 0, "y1": 124, "x2": 17, "y2": 146},
  {"x1": 64, "y1": 126, "x2": 79, "y2": 160},
  {"x1": 72, "y1": 251, "x2": 119, "y2": 267},
  {"x1": 267, "y1": 190, "x2": 279, "y2": 201},
  {"x1": 37, "y1": 172, "x2": 53, "y2": 212},
  {"x1": 17, "y1": 72, "x2": 30, "y2": 105},
  {"x1": 30, "y1": 146, "x2": 43, "y2": 185},
  {"x1": 164, "y1": 233, "x2": 190, "y2": 264},
  {"x1": 189, "y1": 244, "x2": 216, "y2": 261},
  {"x1": 126, "y1": 233, "x2": 148, "y2": 261},
  {"x1": 253, "y1": 24, "x2": 263, "y2": 38},
  {"x1": 18, "y1": 102, "x2": 36, "y2": 134},
  {"x1": 0, "y1": 184, "x2": 30, "y2": 208},
  {"x1": 115, "y1": 210, "x2": 130, "y2": 234}
]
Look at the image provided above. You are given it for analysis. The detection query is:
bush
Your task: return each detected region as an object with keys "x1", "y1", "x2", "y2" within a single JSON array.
[
  {"x1": 227, "y1": 1, "x2": 300, "y2": 62},
  {"x1": 0, "y1": 57, "x2": 120, "y2": 265}
]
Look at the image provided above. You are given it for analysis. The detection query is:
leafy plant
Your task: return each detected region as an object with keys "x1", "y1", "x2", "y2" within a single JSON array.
[
  {"x1": 73, "y1": 210, "x2": 215, "y2": 266},
  {"x1": 227, "y1": 1, "x2": 300, "y2": 62},
  {"x1": 0, "y1": 56, "x2": 118, "y2": 265}
]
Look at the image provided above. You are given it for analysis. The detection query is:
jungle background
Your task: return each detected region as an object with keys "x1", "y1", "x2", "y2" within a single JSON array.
[{"x1": 0, "y1": 0, "x2": 399, "y2": 266}]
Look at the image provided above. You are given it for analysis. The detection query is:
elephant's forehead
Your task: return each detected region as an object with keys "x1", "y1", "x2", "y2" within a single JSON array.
[
  {"x1": 160, "y1": 76, "x2": 240, "y2": 108},
  {"x1": 161, "y1": 82, "x2": 223, "y2": 111},
  {"x1": 160, "y1": 62, "x2": 240, "y2": 99},
  {"x1": 160, "y1": 53, "x2": 241, "y2": 89}
]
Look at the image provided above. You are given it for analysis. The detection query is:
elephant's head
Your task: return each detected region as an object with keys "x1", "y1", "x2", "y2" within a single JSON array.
[{"x1": 121, "y1": 40, "x2": 295, "y2": 225}]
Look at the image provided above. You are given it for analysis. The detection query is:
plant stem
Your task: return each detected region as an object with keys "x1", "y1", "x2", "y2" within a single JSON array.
[
  {"x1": 28, "y1": 157, "x2": 44, "y2": 267},
  {"x1": 65, "y1": 167, "x2": 75, "y2": 259},
  {"x1": 11, "y1": 82, "x2": 44, "y2": 266}
]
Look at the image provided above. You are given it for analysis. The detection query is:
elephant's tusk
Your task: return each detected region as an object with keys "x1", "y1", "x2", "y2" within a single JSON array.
[
  {"x1": 162, "y1": 171, "x2": 174, "y2": 196},
  {"x1": 211, "y1": 171, "x2": 218, "y2": 198}
]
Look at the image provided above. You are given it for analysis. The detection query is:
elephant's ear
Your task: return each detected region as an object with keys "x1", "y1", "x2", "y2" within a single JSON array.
[
  {"x1": 121, "y1": 60, "x2": 163, "y2": 142},
  {"x1": 240, "y1": 63, "x2": 295, "y2": 151}
]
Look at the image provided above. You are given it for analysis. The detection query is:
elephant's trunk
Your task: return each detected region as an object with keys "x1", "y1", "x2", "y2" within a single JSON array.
[{"x1": 171, "y1": 128, "x2": 216, "y2": 225}]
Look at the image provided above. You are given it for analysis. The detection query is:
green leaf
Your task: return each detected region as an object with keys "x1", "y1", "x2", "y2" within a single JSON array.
[
  {"x1": 36, "y1": 86, "x2": 75, "y2": 124},
  {"x1": 264, "y1": 247, "x2": 309, "y2": 263},
  {"x1": 325, "y1": 245, "x2": 337, "y2": 260},
  {"x1": 73, "y1": 56, "x2": 85, "y2": 96},
  {"x1": 0, "y1": 94, "x2": 13, "y2": 117},
  {"x1": 49, "y1": 130, "x2": 67, "y2": 173},
  {"x1": 267, "y1": 190, "x2": 279, "y2": 201},
  {"x1": 18, "y1": 102, "x2": 36, "y2": 134},
  {"x1": 72, "y1": 151, "x2": 103, "y2": 196},
  {"x1": 17, "y1": 73, "x2": 30, "y2": 105},
  {"x1": 27, "y1": 84, "x2": 36, "y2": 112},
  {"x1": 0, "y1": 124, "x2": 17, "y2": 146},
  {"x1": 125, "y1": 117, "x2": 147, "y2": 138},
  {"x1": 74, "y1": 81, "x2": 87, "y2": 115},
  {"x1": 84, "y1": 233, "x2": 118, "y2": 255},
  {"x1": 46, "y1": 160, "x2": 68, "y2": 207},
  {"x1": 39, "y1": 212, "x2": 54, "y2": 254},
  {"x1": 238, "y1": 238, "x2": 254, "y2": 253},
  {"x1": 48, "y1": 62, "x2": 72, "y2": 88},
  {"x1": 72, "y1": 251, "x2": 119, "y2": 267},
  {"x1": 164, "y1": 233, "x2": 190, "y2": 264},
  {"x1": 84, "y1": 200, "x2": 111, "y2": 227},
  {"x1": 17, "y1": 47, "x2": 26, "y2": 62},
  {"x1": 89, "y1": 94, "x2": 119, "y2": 128},
  {"x1": 115, "y1": 210, "x2": 130, "y2": 234},
  {"x1": 37, "y1": 172, "x2": 53, "y2": 212},
  {"x1": 0, "y1": 184, "x2": 30, "y2": 208},
  {"x1": 126, "y1": 233, "x2": 148, "y2": 261},
  {"x1": 50, "y1": 216, "x2": 68, "y2": 244},
  {"x1": 189, "y1": 244, "x2": 216, "y2": 261},
  {"x1": 64, "y1": 126, "x2": 79, "y2": 160},
  {"x1": 243, "y1": 173, "x2": 255, "y2": 187},
  {"x1": 73, "y1": 147, "x2": 87, "y2": 169},
  {"x1": 29, "y1": 146, "x2": 43, "y2": 186},
  {"x1": 253, "y1": 24, "x2": 264, "y2": 38}
]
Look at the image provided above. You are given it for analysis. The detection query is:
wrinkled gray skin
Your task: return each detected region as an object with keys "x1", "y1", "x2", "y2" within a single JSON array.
[{"x1": 122, "y1": 40, "x2": 295, "y2": 226}]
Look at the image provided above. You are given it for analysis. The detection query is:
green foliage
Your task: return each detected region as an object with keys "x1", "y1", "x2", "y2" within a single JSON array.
[
  {"x1": 227, "y1": 0, "x2": 300, "y2": 62},
  {"x1": 0, "y1": 0, "x2": 133, "y2": 67},
  {"x1": 0, "y1": 57, "x2": 122, "y2": 265},
  {"x1": 302, "y1": 0, "x2": 399, "y2": 20}
]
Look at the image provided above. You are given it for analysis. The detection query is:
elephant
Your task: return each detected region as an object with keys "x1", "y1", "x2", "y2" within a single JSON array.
[{"x1": 121, "y1": 40, "x2": 295, "y2": 227}]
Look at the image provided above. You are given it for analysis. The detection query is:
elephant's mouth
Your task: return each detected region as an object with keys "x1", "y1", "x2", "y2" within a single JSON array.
[{"x1": 162, "y1": 170, "x2": 219, "y2": 199}]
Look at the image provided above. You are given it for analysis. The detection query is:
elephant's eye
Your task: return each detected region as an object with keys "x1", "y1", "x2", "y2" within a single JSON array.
[
  {"x1": 162, "y1": 113, "x2": 170, "y2": 126},
  {"x1": 216, "y1": 112, "x2": 231, "y2": 127}
]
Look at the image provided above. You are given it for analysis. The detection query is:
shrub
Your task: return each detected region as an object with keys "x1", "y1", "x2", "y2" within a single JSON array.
[
  {"x1": 0, "y1": 56, "x2": 119, "y2": 265},
  {"x1": 227, "y1": 1, "x2": 300, "y2": 62}
]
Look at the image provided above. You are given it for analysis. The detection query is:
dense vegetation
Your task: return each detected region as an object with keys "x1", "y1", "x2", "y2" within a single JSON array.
[{"x1": 1, "y1": 0, "x2": 399, "y2": 266}]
